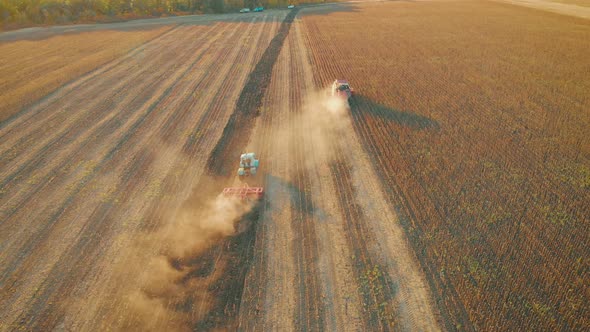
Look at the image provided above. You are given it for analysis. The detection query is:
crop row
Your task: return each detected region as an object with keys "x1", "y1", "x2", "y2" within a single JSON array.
[{"x1": 301, "y1": 2, "x2": 590, "y2": 330}]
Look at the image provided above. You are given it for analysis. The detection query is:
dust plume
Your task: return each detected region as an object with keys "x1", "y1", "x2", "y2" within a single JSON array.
[
  {"x1": 159, "y1": 194, "x2": 254, "y2": 259},
  {"x1": 277, "y1": 88, "x2": 352, "y2": 168},
  {"x1": 121, "y1": 194, "x2": 257, "y2": 331},
  {"x1": 109, "y1": 88, "x2": 349, "y2": 331}
]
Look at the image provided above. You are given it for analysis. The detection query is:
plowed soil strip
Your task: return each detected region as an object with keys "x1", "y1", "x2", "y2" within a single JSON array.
[
  {"x1": 317, "y1": 37, "x2": 442, "y2": 330},
  {"x1": 329, "y1": 157, "x2": 399, "y2": 330},
  {"x1": 205, "y1": 8, "x2": 300, "y2": 178},
  {"x1": 62, "y1": 12, "x2": 284, "y2": 331},
  {"x1": 237, "y1": 16, "x2": 296, "y2": 330},
  {"x1": 170, "y1": 8, "x2": 301, "y2": 330},
  {"x1": 286, "y1": 25, "x2": 325, "y2": 331}
]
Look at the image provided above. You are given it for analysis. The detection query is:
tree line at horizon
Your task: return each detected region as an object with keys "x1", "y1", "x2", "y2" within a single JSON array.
[{"x1": 0, "y1": 0, "x2": 320, "y2": 26}]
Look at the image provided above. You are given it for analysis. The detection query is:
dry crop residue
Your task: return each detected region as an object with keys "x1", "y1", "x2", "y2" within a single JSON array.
[
  {"x1": 0, "y1": 27, "x2": 172, "y2": 123},
  {"x1": 302, "y1": 1, "x2": 589, "y2": 330},
  {"x1": 0, "y1": 12, "x2": 286, "y2": 331}
]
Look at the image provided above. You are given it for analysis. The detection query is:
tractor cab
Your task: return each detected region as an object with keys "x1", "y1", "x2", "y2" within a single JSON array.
[
  {"x1": 222, "y1": 153, "x2": 264, "y2": 200},
  {"x1": 238, "y1": 152, "x2": 259, "y2": 176},
  {"x1": 331, "y1": 79, "x2": 354, "y2": 99}
]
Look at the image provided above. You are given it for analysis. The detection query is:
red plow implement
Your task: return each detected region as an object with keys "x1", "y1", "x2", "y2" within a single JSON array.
[{"x1": 222, "y1": 183, "x2": 264, "y2": 200}]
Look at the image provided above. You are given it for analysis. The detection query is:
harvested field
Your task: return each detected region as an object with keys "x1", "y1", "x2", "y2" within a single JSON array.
[
  {"x1": 0, "y1": 27, "x2": 172, "y2": 123},
  {"x1": 0, "y1": 1, "x2": 588, "y2": 331},
  {"x1": 0, "y1": 11, "x2": 288, "y2": 330},
  {"x1": 302, "y1": 0, "x2": 589, "y2": 330}
]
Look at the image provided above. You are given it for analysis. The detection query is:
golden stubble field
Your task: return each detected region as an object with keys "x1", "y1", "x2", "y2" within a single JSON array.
[
  {"x1": 0, "y1": 27, "x2": 171, "y2": 122},
  {"x1": 0, "y1": 12, "x2": 289, "y2": 331}
]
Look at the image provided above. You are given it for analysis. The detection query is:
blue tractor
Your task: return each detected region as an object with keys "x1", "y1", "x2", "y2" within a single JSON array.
[{"x1": 238, "y1": 152, "x2": 260, "y2": 177}]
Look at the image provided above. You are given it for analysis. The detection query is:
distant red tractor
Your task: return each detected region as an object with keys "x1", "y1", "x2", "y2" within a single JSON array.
[{"x1": 331, "y1": 79, "x2": 354, "y2": 100}]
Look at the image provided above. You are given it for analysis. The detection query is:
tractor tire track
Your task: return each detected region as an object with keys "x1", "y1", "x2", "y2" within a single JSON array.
[
  {"x1": 301, "y1": 13, "x2": 442, "y2": 331},
  {"x1": 205, "y1": 8, "x2": 299, "y2": 177},
  {"x1": 286, "y1": 24, "x2": 325, "y2": 331},
  {"x1": 0, "y1": 25, "x2": 193, "y2": 177},
  {"x1": 238, "y1": 16, "x2": 296, "y2": 330},
  {"x1": 347, "y1": 95, "x2": 473, "y2": 332},
  {"x1": 0, "y1": 24, "x2": 214, "y2": 226},
  {"x1": 0, "y1": 36, "x2": 182, "y2": 173},
  {"x1": 0, "y1": 32, "x2": 210, "y2": 226}
]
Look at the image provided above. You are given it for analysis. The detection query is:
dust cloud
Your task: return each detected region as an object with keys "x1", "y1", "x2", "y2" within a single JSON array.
[
  {"x1": 159, "y1": 194, "x2": 254, "y2": 258},
  {"x1": 111, "y1": 88, "x2": 350, "y2": 331},
  {"x1": 121, "y1": 194, "x2": 256, "y2": 331},
  {"x1": 277, "y1": 89, "x2": 352, "y2": 168}
]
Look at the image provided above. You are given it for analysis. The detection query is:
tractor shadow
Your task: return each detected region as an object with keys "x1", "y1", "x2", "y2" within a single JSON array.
[
  {"x1": 265, "y1": 173, "x2": 318, "y2": 219},
  {"x1": 165, "y1": 197, "x2": 262, "y2": 330},
  {"x1": 186, "y1": 171, "x2": 319, "y2": 329},
  {"x1": 350, "y1": 95, "x2": 439, "y2": 131}
]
